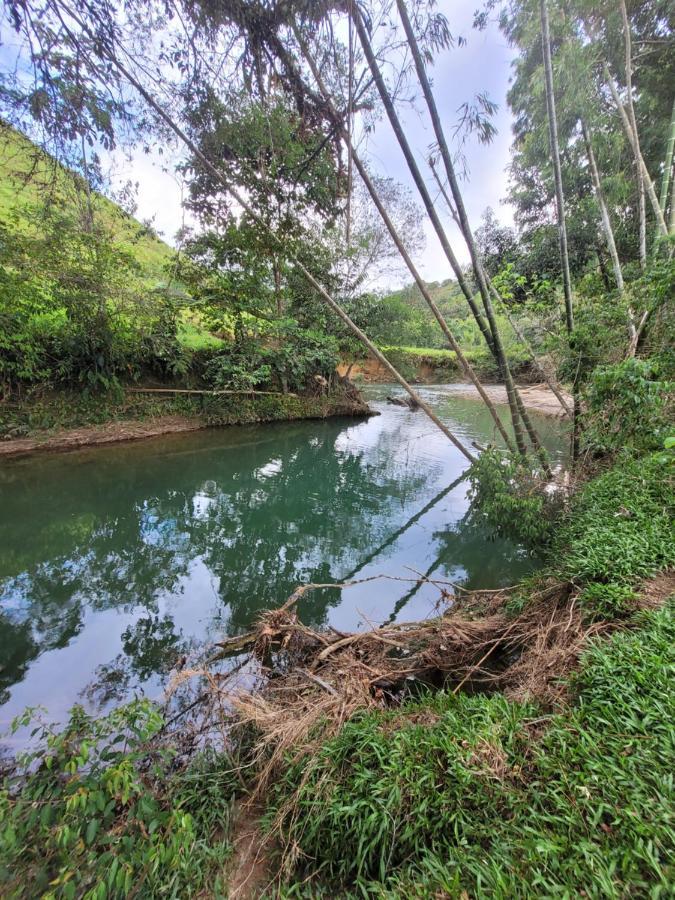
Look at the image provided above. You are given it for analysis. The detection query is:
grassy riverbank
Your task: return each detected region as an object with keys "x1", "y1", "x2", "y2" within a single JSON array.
[
  {"x1": 1, "y1": 447, "x2": 672, "y2": 897},
  {"x1": 266, "y1": 451, "x2": 674, "y2": 896},
  {"x1": 0, "y1": 386, "x2": 372, "y2": 456}
]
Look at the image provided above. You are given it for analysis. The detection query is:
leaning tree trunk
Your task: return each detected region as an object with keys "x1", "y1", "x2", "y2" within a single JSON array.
[
  {"x1": 429, "y1": 158, "x2": 570, "y2": 413},
  {"x1": 81, "y1": 25, "x2": 476, "y2": 462},
  {"x1": 540, "y1": 0, "x2": 579, "y2": 461},
  {"x1": 295, "y1": 31, "x2": 516, "y2": 451},
  {"x1": 394, "y1": 0, "x2": 550, "y2": 469},
  {"x1": 348, "y1": 8, "x2": 494, "y2": 354},
  {"x1": 353, "y1": 3, "x2": 537, "y2": 460},
  {"x1": 394, "y1": 0, "x2": 539, "y2": 456},
  {"x1": 581, "y1": 120, "x2": 624, "y2": 292},
  {"x1": 604, "y1": 68, "x2": 669, "y2": 241}
]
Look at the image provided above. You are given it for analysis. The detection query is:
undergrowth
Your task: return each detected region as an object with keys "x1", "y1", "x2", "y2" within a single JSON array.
[
  {"x1": 556, "y1": 452, "x2": 674, "y2": 617},
  {"x1": 0, "y1": 700, "x2": 237, "y2": 899},
  {"x1": 271, "y1": 602, "x2": 675, "y2": 897},
  {"x1": 0, "y1": 386, "x2": 366, "y2": 439}
]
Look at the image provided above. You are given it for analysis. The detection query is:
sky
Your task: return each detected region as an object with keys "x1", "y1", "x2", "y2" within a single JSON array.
[{"x1": 108, "y1": 0, "x2": 518, "y2": 288}]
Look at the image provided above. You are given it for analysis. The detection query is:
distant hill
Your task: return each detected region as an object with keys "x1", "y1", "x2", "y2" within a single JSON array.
[{"x1": 0, "y1": 122, "x2": 174, "y2": 283}]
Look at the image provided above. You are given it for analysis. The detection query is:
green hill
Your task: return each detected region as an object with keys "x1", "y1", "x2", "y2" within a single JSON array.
[{"x1": 0, "y1": 122, "x2": 173, "y2": 283}]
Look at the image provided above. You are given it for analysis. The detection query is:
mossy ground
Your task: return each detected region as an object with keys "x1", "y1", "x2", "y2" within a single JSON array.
[{"x1": 0, "y1": 387, "x2": 370, "y2": 443}]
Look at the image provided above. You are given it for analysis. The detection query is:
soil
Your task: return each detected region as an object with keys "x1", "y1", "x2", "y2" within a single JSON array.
[
  {"x1": 451, "y1": 383, "x2": 572, "y2": 417},
  {"x1": 226, "y1": 802, "x2": 274, "y2": 900},
  {"x1": 637, "y1": 569, "x2": 675, "y2": 609},
  {"x1": 0, "y1": 415, "x2": 206, "y2": 458}
]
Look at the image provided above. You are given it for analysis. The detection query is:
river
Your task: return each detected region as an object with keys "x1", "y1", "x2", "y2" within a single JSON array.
[{"x1": 0, "y1": 384, "x2": 567, "y2": 743}]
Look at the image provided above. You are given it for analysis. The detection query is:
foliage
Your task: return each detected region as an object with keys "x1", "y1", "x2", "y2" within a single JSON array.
[
  {"x1": 203, "y1": 323, "x2": 338, "y2": 394},
  {"x1": 0, "y1": 209, "x2": 188, "y2": 391},
  {"x1": 555, "y1": 453, "x2": 674, "y2": 607},
  {"x1": 271, "y1": 602, "x2": 675, "y2": 896},
  {"x1": 467, "y1": 448, "x2": 558, "y2": 547},
  {"x1": 581, "y1": 357, "x2": 672, "y2": 457},
  {"x1": 0, "y1": 700, "x2": 235, "y2": 899}
]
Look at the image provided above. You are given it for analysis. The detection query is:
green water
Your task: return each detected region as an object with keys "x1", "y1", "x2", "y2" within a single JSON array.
[{"x1": 0, "y1": 385, "x2": 566, "y2": 737}]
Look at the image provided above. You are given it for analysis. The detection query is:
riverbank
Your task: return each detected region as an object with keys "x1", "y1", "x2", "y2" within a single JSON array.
[
  {"x1": 230, "y1": 451, "x2": 674, "y2": 896},
  {"x1": 451, "y1": 382, "x2": 571, "y2": 417},
  {"x1": 339, "y1": 344, "x2": 534, "y2": 385},
  {"x1": 2, "y1": 447, "x2": 672, "y2": 897},
  {"x1": 0, "y1": 387, "x2": 373, "y2": 458}
]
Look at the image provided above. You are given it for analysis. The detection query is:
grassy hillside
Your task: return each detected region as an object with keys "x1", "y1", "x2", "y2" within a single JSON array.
[{"x1": 0, "y1": 122, "x2": 173, "y2": 283}]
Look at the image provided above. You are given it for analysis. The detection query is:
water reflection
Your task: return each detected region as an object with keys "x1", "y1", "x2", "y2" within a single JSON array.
[{"x1": 0, "y1": 386, "x2": 566, "y2": 729}]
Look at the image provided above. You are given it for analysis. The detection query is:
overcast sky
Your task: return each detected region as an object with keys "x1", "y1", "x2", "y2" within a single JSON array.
[{"x1": 110, "y1": 0, "x2": 517, "y2": 288}]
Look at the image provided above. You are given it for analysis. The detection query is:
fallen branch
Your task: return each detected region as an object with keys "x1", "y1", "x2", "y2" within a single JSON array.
[{"x1": 127, "y1": 387, "x2": 297, "y2": 397}]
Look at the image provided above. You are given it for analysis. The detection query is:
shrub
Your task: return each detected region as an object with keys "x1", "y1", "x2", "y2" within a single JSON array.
[
  {"x1": 582, "y1": 357, "x2": 672, "y2": 457},
  {"x1": 467, "y1": 448, "x2": 558, "y2": 548},
  {"x1": 0, "y1": 700, "x2": 235, "y2": 898}
]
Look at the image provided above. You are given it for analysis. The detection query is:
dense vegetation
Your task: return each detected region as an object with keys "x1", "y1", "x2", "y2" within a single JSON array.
[{"x1": 0, "y1": 0, "x2": 673, "y2": 896}]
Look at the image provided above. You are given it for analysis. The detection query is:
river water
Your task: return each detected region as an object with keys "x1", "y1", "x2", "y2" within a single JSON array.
[{"x1": 0, "y1": 385, "x2": 566, "y2": 740}]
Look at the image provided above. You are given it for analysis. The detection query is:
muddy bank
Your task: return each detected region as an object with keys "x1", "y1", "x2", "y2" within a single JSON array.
[{"x1": 0, "y1": 393, "x2": 373, "y2": 459}]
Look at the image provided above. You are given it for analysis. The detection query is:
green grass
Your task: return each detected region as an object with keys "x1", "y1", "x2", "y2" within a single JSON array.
[
  {"x1": 0, "y1": 122, "x2": 173, "y2": 283},
  {"x1": 556, "y1": 453, "x2": 674, "y2": 614},
  {"x1": 271, "y1": 602, "x2": 675, "y2": 897},
  {"x1": 267, "y1": 452, "x2": 675, "y2": 897},
  {"x1": 177, "y1": 319, "x2": 225, "y2": 351}
]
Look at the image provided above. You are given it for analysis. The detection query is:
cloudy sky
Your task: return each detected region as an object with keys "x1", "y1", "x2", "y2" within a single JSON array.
[{"x1": 110, "y1": 0, "x2": 517, "y2": 288}]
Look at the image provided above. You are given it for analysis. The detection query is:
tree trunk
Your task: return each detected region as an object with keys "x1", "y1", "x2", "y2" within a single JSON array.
[
  {"x1": 581, "y1": 119, "x2": 624, "y2": 292},
  {"x1": 619, "y1": 0, "x2": 648, "y2": 266},
  {"x1": 296, "y1": 32, "x2": 516, "y2": 451},
  {"x1": 540, "y1": 0, "x2": 574, "y2": 333},
  {"x1": 604, "y1": 66, "x2": 669, "y2": 240},
  {"x1": 350, "y1": 5, "x2": 495, "y2": 356},
  {"x1": 658, "y1": 96, "x2": 675, "y2": 234},
  {"x1": 362, "y1": 0, "x2": 536, "y2": 460},
  {"x1": 540, "y1": 0, "x2": 578, "y2": 461}
]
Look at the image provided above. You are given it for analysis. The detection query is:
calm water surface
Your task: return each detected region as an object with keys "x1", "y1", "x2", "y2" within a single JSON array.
[{"x1": 0, "y1": 385, "x2": 566, "y2": 738}]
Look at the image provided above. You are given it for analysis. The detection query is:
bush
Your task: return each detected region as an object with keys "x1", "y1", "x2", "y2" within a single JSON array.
[
  {"x1": 467, "y1": 448, "x2": 558, "y2": 548},
  {"x1": 582, "y1": 357, "x2": 672, "y2": 457},
  {"x1": 204, "y1": 323, "x2": 338, "y2": 394},
  {"x1": 0, "y1": 700, "x2": 235, "y2": 898}
]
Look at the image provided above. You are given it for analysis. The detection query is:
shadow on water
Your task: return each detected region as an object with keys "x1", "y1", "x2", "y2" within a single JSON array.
[{"x1": 0, "y1": 385, "x2": 568, "y2": 733}]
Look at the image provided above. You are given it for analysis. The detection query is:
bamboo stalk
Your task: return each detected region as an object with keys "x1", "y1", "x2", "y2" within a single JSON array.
[
  {"x1": 295, "y1": 32, "x2": 516, "y2": 452},
  {"x1": 394, "y1": 0, "x2": 544, "y2": 463},
  {"x1": 126, "y1": 387, "x2": 297, "y2": 397}
]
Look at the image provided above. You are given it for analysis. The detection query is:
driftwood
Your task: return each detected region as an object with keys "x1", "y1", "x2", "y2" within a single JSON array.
[
  {"x1": 127, "y1": 387, "x2": 297, "y2": 397},
  {"x1": 195, "y1": 574, "x2": 621, "y2": 799},
  {"x1": 386, "y1": 394, "x2": 419, "y2": 409}
]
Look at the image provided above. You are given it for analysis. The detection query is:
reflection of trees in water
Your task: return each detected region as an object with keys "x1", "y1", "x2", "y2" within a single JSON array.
[
  {"x1": 83, "y1": 614, "x2": 192, "y2": 710},
  {"x1": 0, "y1": 419, "x2": 433, "y2": 698}
]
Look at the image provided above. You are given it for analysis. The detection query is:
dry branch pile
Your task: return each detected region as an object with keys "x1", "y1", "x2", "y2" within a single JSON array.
[{"x1": 202, "y1": 577, "x2": 617, "y2": 788}]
